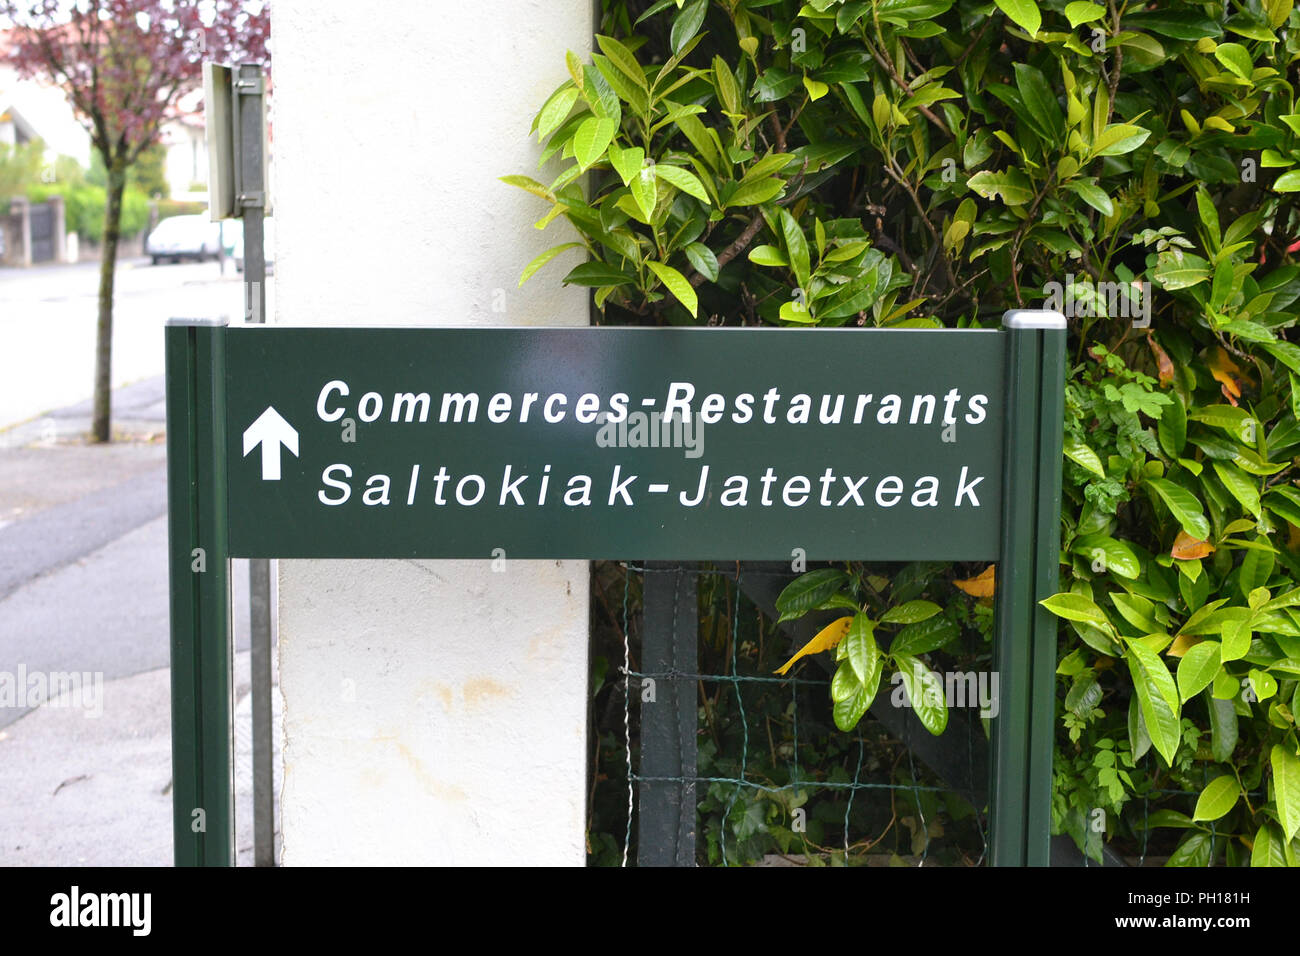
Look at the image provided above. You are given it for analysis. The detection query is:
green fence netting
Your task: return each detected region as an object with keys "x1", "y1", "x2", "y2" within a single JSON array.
[{"x1": 586, "y1": 561, "x2": 1259, "y2": 867}]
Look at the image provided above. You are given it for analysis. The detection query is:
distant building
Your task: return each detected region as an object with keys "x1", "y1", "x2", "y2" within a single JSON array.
[
  {"x1": 0, "y1": 60, "x2": 93, "y2": 171},
  {"x1": 1, "y1": 30, "x2": 221, "y2": 200},
  {"x1": 159, "y1": 90, "x2": 210, "y2": 201}
]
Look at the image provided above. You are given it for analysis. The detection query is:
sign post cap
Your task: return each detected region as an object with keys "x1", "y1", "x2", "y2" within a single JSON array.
[
  {"x1": 1002, "y1": 309, "x2": 1066, "y2": 330},
  {"x1": 166, "y1": 316, "x2": 230, "y2": 327}
]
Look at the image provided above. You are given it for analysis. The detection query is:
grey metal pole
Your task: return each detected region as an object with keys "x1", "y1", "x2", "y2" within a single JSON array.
[
  {"x1": 638, "y1": 562, "x2": 698, "y2": 866},
  {"x1": 235, "y1": 61, "x2": 274, "y2": 867}
]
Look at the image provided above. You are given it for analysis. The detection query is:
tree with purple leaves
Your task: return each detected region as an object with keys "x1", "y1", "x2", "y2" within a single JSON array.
[{"x1": 2, "y1": 0, "x2": 269, "y2": 441}]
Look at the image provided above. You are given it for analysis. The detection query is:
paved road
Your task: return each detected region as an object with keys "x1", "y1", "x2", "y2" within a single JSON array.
[
  {"x1": 0, "y1": 256, "x2": 271, "y2": 430},
  {"x1": 0, "y1": 378, "x2": 256, "y2": 714}
]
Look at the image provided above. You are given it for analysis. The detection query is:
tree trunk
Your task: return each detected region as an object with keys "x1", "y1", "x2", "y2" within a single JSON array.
[{"x1": 92, "y1": 159, "x2": 127, "y2": 443}]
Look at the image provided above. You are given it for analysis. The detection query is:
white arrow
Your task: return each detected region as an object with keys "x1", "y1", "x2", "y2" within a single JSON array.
[{"x1": 243, "y1": 406, "x2": 299, "y2": 481}]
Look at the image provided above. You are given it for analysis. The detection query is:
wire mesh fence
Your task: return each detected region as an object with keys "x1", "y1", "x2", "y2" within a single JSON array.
[
  {"x1": 589, "y1": 560, "x2": 990, "y2": 867},
  {"x1": 586, "y1": 560, "x2": 1256, "y2": 867}
]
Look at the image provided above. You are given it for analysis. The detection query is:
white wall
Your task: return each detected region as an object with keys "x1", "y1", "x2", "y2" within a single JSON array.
[{"x1": 273, "y1": 0, "x2": 592, "y2": 865}]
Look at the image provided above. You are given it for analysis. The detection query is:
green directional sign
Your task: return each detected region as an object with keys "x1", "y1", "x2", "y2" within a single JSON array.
[
  {"x1": 223, "y1": 327, "x2": 1006, "y2": 560},
  {"x1": 165, "y1": 314, "x2": 1065, "y2": 870}
]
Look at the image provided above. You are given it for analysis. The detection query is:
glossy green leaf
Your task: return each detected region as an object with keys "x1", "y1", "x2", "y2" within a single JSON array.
[
  {"x1": 1064, "y1": 1, "x2": 1104, "y2": 27},
  {"x1": 654, "y1": 163, "x2": 709, "y2": 203},
  {"x1": 1065, "y1": 180, "x2": 1114, "y2": 217},
  {"x1": 573, "y1": 116, "x2": 618, "y2": 171},
  {"x1": 1075, "y1": 534, "x2": 1140, "y2": 579},
  {"x1": 1013, "y1": 63, "x2": 1063, "y2": 137},
  {"x1": 894, "y1": 653, "x2": 949, "y2": 736},
  {"x1": 1212, "y1": 461, "x2": 1262, "y2": 519},
  {"x1": 881, "y1": 600, "x2": 942, "y2": 625},
  {"x1": 1041, "y1": 592, "x2": 1111, "y2": 628},
  {"x1": 1222, "y1": 617, "x2": 1252, "y2": 662},
  {"x1": 994, "y1": 0, "x2": 1041, "y2": 36},
  {"x1": 1273, "y1": 170, "x2": 1300, "y2": 192},
  {"x1": 726, "y1": 177, "x2": 785, "y2": 207},
  {"x1": 1154, "y1": 252, "x2": 1210, "y2": 290},
  {"x1": 1271, "y1": 743, "x2": 1300, "y2": 841},
  {"x1": 596, "y1": 35, "x2": 647, "y2": 90},
  {"x1": 831, "y1": 660, "x2": 860, "y2": 702},
  {"x1": 646, "y1": 260, "x2": 698, "y2": 317},
  {"x1": 535, "y1": 86, "x2": 580, "y2": 141},
  {"x1": 1127, "y1": 642, "x2": 1181, "y2": 765},
  {"x1": 1193, "y1": 774, "x2": 1240, "y2": 822},
  {"x1": 1165, "y1": 831, "x2": 1212, "y2": 867},
  {"x1": 1251, "y1": 822, "x2": 1288, "y2": 866},
  {"x1": 1064, "y1": 440, "x2": 1106, "y2": 478},
  {"x1": 844, "y1": 612, "x2": 878, "y2": 683},
  {"x1": 1124, "y1": 11, "x2": 1222, "y2": 41},
  {"x1": 518, "y1": 242, "x2": 584, "y2": 286},
  {"x1": 1127, "y1": 692, "x2": 1152, "y2": 760},
  {"x1": 1205, "y1": 690, "x2": 1238, "y2": 762},
  {"x1": 967, "y1": 168, "x2": 1034, "y2": 205},
  {"x1": 608, "y1": 144, "x2": 645, "y2": 186},
  {"x1": 1213, "y1": 42, "x2": 1254, "y2": 80},
  {"x1": 748, "y1": 244, "x2": 788, "y2": 267},
  {"x1": 1177, "y1": 640, "x2": 1221, "y2": 702},
  {"x1": 1065, "y1": 673, "x2": 1102, "y2": 715},
  {"x1": 683, "y1": 242, "x2": 718, "y2": 283},
  {"x1": 629, "y1": 166, "x2": 657, "y2": 221},
  {"x1": 833, "y1": 651, "x2": 882, "y2": 731},
  {"x1": 500, "y1": 174, "x2": 556, "y2": 203},
  {"x1": 1092, "y1": 124, "x2": 1151, "y2": 157},
  {"x1": 780, "y1": 209, "x2": 811, "y2": 290},
  {"x1": 712, "y1": 55, "x2": 740, "y2": 113},
  {"x1": 1147, "y1": 478, "x2": 1211, "y2": 541},
  {"x1": 889, "y1": 615, "x2": 958, "y2": 655},
  {"x1": 775, "y1": 569, "x2": 848, "y2": 622},
  {"x1": 1110, "y1": 591, "x2": 1157, "y2": 631},
  {"x1": 1158, "y1": 393, "x2": 1187, "y2": 458},
  {"x1": 669, "y1": 0, "x2": 707, "y2": 54}
]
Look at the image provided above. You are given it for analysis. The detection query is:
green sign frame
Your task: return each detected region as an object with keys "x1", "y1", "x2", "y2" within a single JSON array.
[{"x1": 164, "y1": 312, "x2": 1065, "y2": 867}]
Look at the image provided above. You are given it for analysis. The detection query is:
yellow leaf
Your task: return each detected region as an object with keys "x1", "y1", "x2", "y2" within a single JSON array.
[
  {"x1": 1208, "y1": 346, "x2": 1249, "y2": 400},
  {"x1": 954, "y1": 565, "x2": 996, "y2": 598},
  {"x1": 774, "y1": 616, "x2": 853, "y2": 676},
  {"x1": 803, "y1": 77, "x2": 829, "y2": 101},
  {"x1": 1171, "y1": 530, "x2": 1214, "y2": 560},
  {"x1": 1166, "y1": 633, "x2": 1203, "y2": 658},
  {"x1": 1147, "y1": 335, "x2": 1174, "y2": 387}
]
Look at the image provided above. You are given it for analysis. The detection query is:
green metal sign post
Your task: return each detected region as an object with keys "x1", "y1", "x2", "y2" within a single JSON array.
[{"x1": 164, "y1": 312, "x2": 1065, "y2": 867}]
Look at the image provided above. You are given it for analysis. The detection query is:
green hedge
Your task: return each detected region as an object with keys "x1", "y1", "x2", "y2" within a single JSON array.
[
  {"x1": 511, "y1": 0, "x2": 1300, "y2": 865},
  {"x1": 26, "y1": 182, "x2": 150, "y2": 241}
]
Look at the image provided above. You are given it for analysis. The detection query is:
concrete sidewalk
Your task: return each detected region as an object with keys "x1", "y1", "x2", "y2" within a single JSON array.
[
  {"x1": 0, "y1": 651, "x2": 281, "y2": 866},
  {"x1": 0, "y1": 380, "x2": 282, "y2": 865}
]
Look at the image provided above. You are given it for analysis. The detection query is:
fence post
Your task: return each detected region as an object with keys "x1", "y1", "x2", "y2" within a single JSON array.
[
  {"x1": 638, "y1": 562, "x2": 699, "y2": 866},
  {"x1": 990, "y1": 309, "x2": 1066, "y2": 866},
  {"x1": 165, "y1": 316, "x2": 235, "y2": 866}
]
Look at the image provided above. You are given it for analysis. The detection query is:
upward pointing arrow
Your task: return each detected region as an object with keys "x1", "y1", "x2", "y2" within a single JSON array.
[{"x1": 243, "y1": 406, "x2": 299, "y2": 481}]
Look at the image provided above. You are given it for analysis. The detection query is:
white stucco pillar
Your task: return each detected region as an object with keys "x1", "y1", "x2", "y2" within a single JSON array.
[{"x1": 272, "y1": 0, "x2": 592, "y2": 865}]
